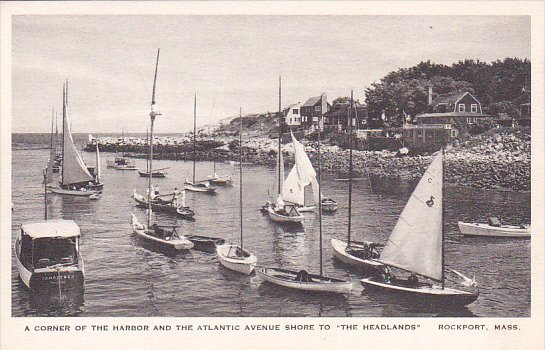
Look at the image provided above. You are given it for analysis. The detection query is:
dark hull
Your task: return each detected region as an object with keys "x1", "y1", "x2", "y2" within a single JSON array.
[
  {"x1": 187, "y1": 235, "x2": 225, "y2": 252},
  {"x1": 29, "y1": 270, "x2": 84, "y2": 295},
  {"x1": 361, "y1": 279, "x2": 478, "y2": 306},
  {"x1": 138, "y1": 171, "x2": 167, "y2": 178}
]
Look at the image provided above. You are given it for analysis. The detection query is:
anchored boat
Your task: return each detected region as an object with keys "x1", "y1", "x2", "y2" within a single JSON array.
[
  {"x1": 332, "y1": 92, "x2": 384, "y2": 270},
  {"x1": 216, "y1": 108, "x2": 257, "y2": 275},
  {"x1": 458, "y1": 219, "x2": 530, "y2": 238},
  {"x1": 360, "y1": 150, "x2": 479, "y2": 306}
]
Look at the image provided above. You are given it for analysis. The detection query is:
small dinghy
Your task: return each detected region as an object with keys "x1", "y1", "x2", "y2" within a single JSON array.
[
  {"x1": 187, "y1": 235, "x2": 225, "y2": 252},
  {"x1": 216, "y1": 109, "x2": 257, "y2": 274},
  {"x1": 331, "y1": 238, "x2": 384, "y2": 269},
  {"x1": 208, "y1": 174, "x2": 233, "y2": 186},
  {"x1": 256, "y1": 267, "x2": 352, "y2": 294},
  {"x1": 138, "y1": 168, "x2": 168, "y2": 178},
  {"x1": 266, "y1": 202, "x2": 305, "y2": 223},
  {"x1": 321, "y1": 198, "x2": 338, "y2": 212},
  {"x1": 107, "y1": 156, "x2": 138, "y2": 170},
  {"x1": 176, "y1": 206, "x2": 196, "y2": 219},
  {"x1": 131, "y1": 214, "x2": 193, "y2": 252},
  {"x1": 458, "y1": 219, "x2": 530, "y2": 238},
  {"x1": 134, "y1": 189, "x2": 195, "y2": 219},
  {"x1": 360, "y1": 149, "x2": 479, "y2": 306}
]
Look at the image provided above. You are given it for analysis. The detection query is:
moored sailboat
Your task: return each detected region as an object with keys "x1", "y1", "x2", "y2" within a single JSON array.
[
  {"x1": 129, "y1": 48, "x2": 193, "y2": 253},
  {"x1": 185, "y1": 94, "x2": 217, "y2": 194},
  {"x1": 216, "y1": 108, "x2": 257, "y2": 275},
  {"x1": 360, "y1": 150, "x2": 479, "y2": 306},
  {"x1": 264, "y1": 76, "x2": 304, "y2": 224},
  {"x1": 332, "y1": 92, "x2": 384, "y2": 269},
  {"x1": 257, "y1": 103, "x2": 352, "y2": 294},
  {"x1": 47, "y1": 82, "x2": 101, "y2": 197}
]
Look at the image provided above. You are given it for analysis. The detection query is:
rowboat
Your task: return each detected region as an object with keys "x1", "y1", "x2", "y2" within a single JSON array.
[
  {"x1": 208, "y1": 174, "x2": 233, "y2": 186},
  {"x1": 184, "y1": 179, "x2": 217, "y2": 194},
  {"x1": 107, "y1": 156, "x2": 137, "y2": 170},
  {"x1": 265, "y1": 202, "x2": 305, "y2": 223},
  {"x1": 256, "y1": 267, "x2": 352, "y2": 294},
  {"x1": 133, "y1": 190, "x2": 195, "y2": 219},
  {"x1": 361, "y1": 149, "x2": 479, "y2": 306},
  {"x1": 458, "y1": 221, "x2": 530, "y2": 238},
  {"x1": 321, "y1": 198, "x2": 338, "y2": 212},
  {"x1": 187, "y1": 235, "x2": 225, "y2": 252}
]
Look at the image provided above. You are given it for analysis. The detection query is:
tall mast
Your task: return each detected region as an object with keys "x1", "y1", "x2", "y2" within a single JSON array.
[
  {"x1": 148, "y1": 48, "x2": 160, "y2": 228},
  {"x1": 50, "y1": 107, "x2": 54, "y2": 149},
  {"x1": 318, "y1": 103, "x2": 323, "y2": 278},
  {"x1": 61, "y1": 83, "x2": 66, "y2": 187},
  {"x1": 193, "y1": 94, "x2": 197, "y2": 184},
  {"x1": 277, "y1": 75, "x2": 282, "y2": 195},
  {"x1": 239, "y1": 108, "x2": 243, "y2": 251},
  {"x1": 44, "y1": 170, "x2": 48, "y2": 220},
  {"x1": 441, "y1": 147, "x2": 445, "y2": 289},
  {"x1": 145, "y1": 128, "x2": 149, "y2": 173},
  {"x1": 348, "y1": 92, "x2": 354, "y2": 245}
]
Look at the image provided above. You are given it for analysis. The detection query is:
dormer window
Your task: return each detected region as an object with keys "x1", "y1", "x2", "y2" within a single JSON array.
[
  {"x1": 315, "y1": 106, "x2": 321, "y2": 112},
  {"x1": 471, "y1": 104, "x2": 478, "y2": 113},
  {"x1": 458, "y1": 104, "x2": 466, "y2": 112},
  {"x1": 293, "y1": 109, "x2": 299, "y2": 115}
]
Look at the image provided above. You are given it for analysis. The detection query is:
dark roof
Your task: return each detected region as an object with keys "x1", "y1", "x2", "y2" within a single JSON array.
[
  {"x1": 417, "y1": 112, "x2": 490, "y2": 118},
  {"x1": 431, "y1": 91, "x2": 468, "y2": 107},
  {"x1": 324, "y1": 105, "x2": 367, "y2": 118},
  {"x1": 301, "y1": 96, "x2": 322, "y2": 107}
]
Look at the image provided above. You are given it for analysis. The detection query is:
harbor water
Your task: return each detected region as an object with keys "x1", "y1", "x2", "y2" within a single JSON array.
[{"x1": 11, "y1": 135, "x2": 531, "y2": 317}]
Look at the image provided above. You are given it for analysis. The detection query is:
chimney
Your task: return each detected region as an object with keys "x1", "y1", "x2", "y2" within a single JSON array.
[{"x1": 428, "y1": 85, "x2": 433, "y2": 106}]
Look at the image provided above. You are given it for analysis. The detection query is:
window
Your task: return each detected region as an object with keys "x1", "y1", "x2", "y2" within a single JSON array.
[
  {"x1": 458, "y1": 104, "x2": 466, "y2": 112},
  {"x1": 471, "y1": 104, "x2": 478, "y2": 113},
  {"x1": 293, "y1": 109, "x2": 299, "y2": 115},
  {"x1": 315, "y1": 106, "x2": 321, "y2": 112}
]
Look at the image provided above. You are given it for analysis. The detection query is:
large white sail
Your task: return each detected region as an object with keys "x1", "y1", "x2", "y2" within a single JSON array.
[
  {"x1": 291, "y1": 132, "x2": 316, "y2": 187},
  {"x1": 379, "y1": 150, "x2": 443, "y2": 281},
  {"x1": 283, "y1": 165, "x2": 304, "y2": 205},
  {"x1": 62, "y1": 107, "x2": 94, "y2": 186}
]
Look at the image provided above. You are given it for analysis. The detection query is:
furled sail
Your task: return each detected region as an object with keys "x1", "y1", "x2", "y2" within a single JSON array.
[
  {"x1": 62, "y1": 108, "x2": 94, "y2": 186},
  {"x1": 379, "y1": 150, "x2": 443, "y2": 281},
  {"x1": 95, "y1": 142, "x2": 101, "y2": 183},
  {"x1": 44, "y1": 147, "x2": 56, "y2": 185},
  {"x1": 282, "y1": 165, "x2": 304, "y2": 205},
  {"x1": 274, "y1": 144, "x2": 285, "y2": 196}
]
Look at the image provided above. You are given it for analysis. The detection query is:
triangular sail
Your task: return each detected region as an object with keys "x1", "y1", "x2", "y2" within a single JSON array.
[
  {"x1": 62, "y1": 108, "x2": 94, "y2": 185},
  {"x1": 379, "y1": 151, "x2": 443, "y2": 281},
  {"x1": 282, "y1": 165, "x2": 304, "y2": 205},
  {"x1": 291, "y1": 132, "x2": 317, "y2": 187}
]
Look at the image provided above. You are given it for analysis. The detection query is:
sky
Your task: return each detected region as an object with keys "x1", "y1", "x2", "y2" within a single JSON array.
[{"x1": 11, "y1": 15, "x2": 530, "y2": 133}]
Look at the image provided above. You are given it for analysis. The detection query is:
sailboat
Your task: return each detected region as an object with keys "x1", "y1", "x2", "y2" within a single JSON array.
[
  {"x1": 138, "y1": 128, "x2": 169, "y2": 178},
  {"x1": 360, "y1": 149, "x2": 479, "y2": 306},
  {"x1": 257, "y1": 109, "x2": 352, "y2": 294},
  {"x1": 184, "y1": 94, "x2": 217, "y2": 194},
  {"x1": 47, "y1": 82, "x2": 102, "y2": 197},
  {"x1": 283, "y1": 132, "x2": 338, "y2": 213},
  {"x1": 332, "y1": 92, "x2": 384, "y2": 268},
  {"x1": 15, "y1": 149, "x2": 84, "y2": 296},
  {"x1": 89, "y1": 142, "x2": 102, "y2": 200},
  {"x1": 130, "y1": 49, "x2": 194, "y2": 253},
  {"x1": 264, "y1": 76, "x2": 304, "y2": 223},
  {"x1": 216, "y1": 108, "x2": 257, "y2": 275}
]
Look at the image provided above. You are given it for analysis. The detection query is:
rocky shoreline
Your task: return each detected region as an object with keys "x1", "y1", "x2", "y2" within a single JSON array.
[{"x1": 86, "y1": 128, "x2": 530, "y2": 191}]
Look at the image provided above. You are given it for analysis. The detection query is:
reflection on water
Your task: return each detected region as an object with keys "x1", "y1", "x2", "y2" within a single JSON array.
[{"x1": 11, "y1": 148, "x2": 531, "y2": 317}]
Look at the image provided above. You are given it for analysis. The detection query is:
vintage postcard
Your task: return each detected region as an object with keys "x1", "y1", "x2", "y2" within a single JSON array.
[{"x1": 1, "y1": 1, "x2": 543, "y2": 349}]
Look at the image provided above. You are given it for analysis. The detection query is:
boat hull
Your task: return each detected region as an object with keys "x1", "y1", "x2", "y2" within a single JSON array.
[
  {"x1": 209, "y1": 176, "x2": 232, "y2": 186},
  {"x1": 331, "y1": 238, "x2": 384, "y2": 269},
  {"x1": 107, "y1": 159, "x2": 137, "y2": 170},
  {"x1": 138, "y1": 171, "x2": 167, "y2": 178},
  {"x1": 360, "y1": 277, "x2": 478, "y2": 306},
  {"x1": 216, "y1": 244, "x2": 257, "y2": 275},
  {"x1": 132, "y1": 226, "x2": 194, "y2": 251},
  {"x1": 266, "y1": 205, "x2": 305, "y2": 223},
  {"x1": 321, "y1": 200, "x2": 338, "y2": 212},
  {"x1": 47, "y1": 186, "x2": 97, "y2": 197},
  {"x1": 256, "y1": 267, "x2": 352, "y2": 294},
  {"x1": 134, "y1": 193, "x2": 194, "y2": 218},
  {"x1": 187, "y1": 235, "x2": 225, "y2": 252},
  {"x1": 184, "y1": 183, "x2": 217, "y2": 194},
  {"x1": 458, "y1": 221, "x2": 531, "y2": 238}
]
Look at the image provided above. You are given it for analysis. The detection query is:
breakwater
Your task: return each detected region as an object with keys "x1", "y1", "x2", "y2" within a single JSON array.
[{"x1": 86, "y1": 129, "x2": 530, "y2": 191}]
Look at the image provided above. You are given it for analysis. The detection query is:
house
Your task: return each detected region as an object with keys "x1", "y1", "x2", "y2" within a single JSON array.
[
  {"x1": 300, "y1": 94, "x2": 331, "y2": 132},
  {"x1": 516, "y1": 90, "x2": 531, "y2": 126},
  {"x1": 402, "y1": 89, "x2": 491, "y2": 149},
  {"x1": 322, "y1": 100, "x2": 368, "y2": 132},
  {"x1": 283, "y1": 102, "x2": 302, "y2": 127}
]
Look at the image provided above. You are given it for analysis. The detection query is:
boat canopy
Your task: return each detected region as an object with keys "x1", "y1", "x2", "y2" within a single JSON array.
[
  {"x1": 62, "y1": 108, "x2": 94, "y2": 185},
  {"x1": 379, "y1": 151, "x2": 443, "y2": 281},
  {"x1": 21, "y1": 220, "x2": 81, "y2": 239}
]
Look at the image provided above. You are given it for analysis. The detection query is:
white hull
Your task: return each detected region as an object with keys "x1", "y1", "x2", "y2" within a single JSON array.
[
  {"x1": 293, "y1": 205, "x2": 316, "y2": 213},
  {"x1": 361, "y1": 277, "x2": 478, "y2": 305},
  {"x1": 216, "y1": 244, "x2": 257, "y2": 275},
  {"x1": 184, "y1": 182, "x2": 217, "y2": 193},
  {"x1": 47, "y1": 186, "x2": 97, "y2": 197},
  {"x1": 256, "y1": 267, "x2": 352, "y2": 294},
  {"x1": 331, "y1": 238, "x2": 384, "y2": 268},
  {"x1": 458, "y1": 221, "x2": 530, "y2": 238},
  {"x1": 106, "y1": 160, "x2": 137, "y2": 170},
  {"x1": 266, "y1": 206, "x2": 305, "y2": 223}
]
